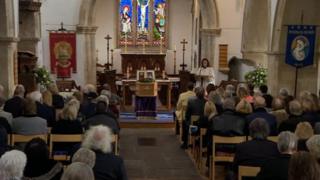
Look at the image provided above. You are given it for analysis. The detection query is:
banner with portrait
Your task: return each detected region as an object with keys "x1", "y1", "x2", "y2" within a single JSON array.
[
  {"x1": 285, "y1": 25, "x2": 316, "y2": 67},
  {"x1": 49, "y1": 32, "x2": 77, "y2": 78}
]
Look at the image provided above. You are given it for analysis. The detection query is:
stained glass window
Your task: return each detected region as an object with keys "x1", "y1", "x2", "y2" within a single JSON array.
[{"x1": 118, "y1": 0, "x2": 168, "y2": 47}]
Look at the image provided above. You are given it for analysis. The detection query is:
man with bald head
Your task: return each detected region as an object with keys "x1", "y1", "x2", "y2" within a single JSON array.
[{"x1": 246, "y1": 96, "x2": 278, "y2": 135}]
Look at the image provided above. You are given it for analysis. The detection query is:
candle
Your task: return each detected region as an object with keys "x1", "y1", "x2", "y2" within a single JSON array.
[{"x1": 174, "y1": 45, "x2": 177, "y2": 51}]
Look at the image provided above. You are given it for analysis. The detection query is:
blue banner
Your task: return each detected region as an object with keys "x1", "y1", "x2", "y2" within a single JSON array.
[{"x1": 285, "y1": 25, "x2": 316, "y2": 67}]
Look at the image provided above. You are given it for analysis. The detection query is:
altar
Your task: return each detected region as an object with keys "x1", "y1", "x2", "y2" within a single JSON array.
[{"x1": 116, "y1": 78, "x2": 179, "y2": 111}]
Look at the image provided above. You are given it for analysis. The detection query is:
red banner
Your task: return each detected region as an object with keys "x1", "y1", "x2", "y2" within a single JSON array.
[{"x1": 49, "y1": 32, "x2": 76, "y2": 78}]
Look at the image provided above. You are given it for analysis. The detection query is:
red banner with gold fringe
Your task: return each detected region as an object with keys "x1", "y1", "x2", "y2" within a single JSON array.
[{"x1": 49, "y1": 32, "x2": 76, "y2": 78}]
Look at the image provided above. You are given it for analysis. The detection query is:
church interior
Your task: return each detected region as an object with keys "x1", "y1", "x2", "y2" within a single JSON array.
[{"x1": 1, "y1": 0, "x2": 320, "y2": 179}]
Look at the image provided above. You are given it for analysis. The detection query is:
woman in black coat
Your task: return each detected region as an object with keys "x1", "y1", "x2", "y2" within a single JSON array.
[{"x1": 23, "y1": 138, "x2": 63, "y2": 180}]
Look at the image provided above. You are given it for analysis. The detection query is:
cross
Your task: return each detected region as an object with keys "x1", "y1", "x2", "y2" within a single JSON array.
[
  {"x1": 58, "y1": 22, "x2": 66, "y2": 31},
  {"x1": 104, "y1": 34, "x2": 112, "y2": 70},
  {"x1": 180, "y1": 39, "x2": 188, "y2": 71}
]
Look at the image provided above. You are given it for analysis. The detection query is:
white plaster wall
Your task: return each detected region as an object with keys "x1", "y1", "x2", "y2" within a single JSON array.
[
  {"x1": 94, "y1": 0, "x2": 193, "y2": 74},
  {"x1": 214, "y1": 0, "x2": 245, "y2": 83},
  {"x1": 40, "y1": 0, "x2": 83, "y2": 85}
]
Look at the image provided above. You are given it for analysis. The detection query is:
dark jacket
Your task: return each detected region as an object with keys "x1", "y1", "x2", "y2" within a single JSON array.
[
  {"x1": 256, "y1": 154, "x2": 291, "y2": 180},
  {"x1": 93, "y1": 150, "x2": 128, "y2": 180},
  {"x1": 278, "y1": 114, "x2": 305, "y2": 132},
  {"x1": 0, "y1": 126, "x2": 11, "y2": 157},
  {"x1": 83, "y1": 112, "x2": 120, "y2": 134},
  {"x1": 303, "y1": 112, "x2": 320, "y2": 127},
  {"x1": 52, "y1": 94, "x2": 64, "y2": 109},
  {"x1": 51, "y1": 119, "x2": 83, "y2": 154},
  {"x1": 36, "y1": 102, "x2": 56, "y2": 127},
  {"x1": 209, "y1": 109, "x2": 246, "y2": 136},
  {"x1": 262, "y1": 94, "x2": 273, "y2": 109},
  {"x1": 246, "y1": 108, "x2": 278, "y2": 135},
  {"x1": 185, "y1": 97, "x2": 206, "y2": 125},
  {"x1": 233, "y1": 139, "x2": 279, "y2": 168},
  {"x1": 0, "y1": 117, "x2": 12, "y2": 134},
  {"x1": 80, "y1": 101, "x2": 96, "y2": 119},
  {"x1": 24, "y1": 159, "x2": 63, "y2": 180},
  {"x1": 3, "y1": 96, "x2": 24, "y2": 118}
]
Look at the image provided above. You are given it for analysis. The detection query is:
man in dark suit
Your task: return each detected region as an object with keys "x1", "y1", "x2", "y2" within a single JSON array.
[
  {"x1": 259, "y1": 85, "x2": 273, "y2": 109},
  {"x1": 83, "y1": 95, "x2": 120, "y2": 134},
  {"x1": 247, "y1": 96, "x2": 277, "y2": 135},
  {"x1": 82, "y1": 125, "x2": 128, "y2": 180},
  {"x1": 4, "y1": 85, "x2": 25, "y2": 118},
  {"x1": 181, "y1": 86, "x2": 206, "y2": 149},
  {"x1": 233, "y1": 118, "x2": 279, "y2": 168},
  {"x1": 256, "y1": 131, "x2": 297, "y2": 180}
]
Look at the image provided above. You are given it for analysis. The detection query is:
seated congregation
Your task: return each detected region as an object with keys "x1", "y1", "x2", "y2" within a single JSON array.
[
  {"x1": 0, "y1": 83, "x2": 126, "y2": 180},
  {"x1": 175, "y1": 82, "x2": 320, "y2": 180}
]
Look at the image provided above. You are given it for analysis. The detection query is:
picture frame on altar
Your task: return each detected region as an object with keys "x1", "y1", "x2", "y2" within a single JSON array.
[
  {"x1": 137, "y1": 70, "x2": 146, "y2": 81},
  {"x1": 146, "y1": 70, "x2": 155, "y2": 80}
]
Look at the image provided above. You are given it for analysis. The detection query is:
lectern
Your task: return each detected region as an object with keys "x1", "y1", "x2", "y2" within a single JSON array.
[{"x1": 135, "y1": 82, "x2": 158, "y2": 120}]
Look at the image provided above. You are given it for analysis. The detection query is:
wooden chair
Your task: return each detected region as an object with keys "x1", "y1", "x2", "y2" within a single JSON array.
[
  {"x1": 112, "y1": 134, "x2": 119, "y2": 155},
  {"x1": 247, "y1": 136, "x2": 278, "y2": 143},
  {"x1": 189, "y1": 115, "x2": 200, "y2": 157},
  {"x1": 210, "y1": 136, "x2": 246, "y2": 180},
  {"x1": 49, "y1": 134, "x2": 83, "y2": 161},
  {"x1": 198, "y1": 128, "x2": 207, "y2": 171},
  {"x1": 238, "y1": 166, "x2": 261, "y2": 180},
  {"x1": 10, "y1": 134, "x2": 48, "y2": 146}
]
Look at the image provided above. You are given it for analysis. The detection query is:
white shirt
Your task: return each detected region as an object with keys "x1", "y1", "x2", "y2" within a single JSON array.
[{"x1": 195, "y1": 67, "x2": 215, "y2": 88}]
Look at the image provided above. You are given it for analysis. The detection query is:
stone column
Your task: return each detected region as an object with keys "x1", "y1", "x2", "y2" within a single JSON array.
[
  {"x1": 18, "y1": 0, "x2": 41, "y2": 53},
  {"x1": 0, "y1": 0, "x2": 19, "y2": 98},
  {"x1": 0, "y1": 38, "x2": 19, "y2": 98},
  {"x1": 76, "y1": 26, "x2": 98, "y2": 85},
  {"x1": 199, "y1": 28, "x2": 221, "y2": 67}
]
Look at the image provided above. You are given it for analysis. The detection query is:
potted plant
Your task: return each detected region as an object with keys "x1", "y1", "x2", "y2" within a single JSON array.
[
  {"x1": 244, "y1": 66, "x2": 267, "y2": 87},
  {"x1": 33, "y1": 66, "x2": 53, "y2": 89}
]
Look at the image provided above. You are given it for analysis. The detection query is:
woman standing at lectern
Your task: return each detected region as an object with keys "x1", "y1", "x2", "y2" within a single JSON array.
[{"x1": 195, "y1": 58, "x2": 215, "y2": 88}]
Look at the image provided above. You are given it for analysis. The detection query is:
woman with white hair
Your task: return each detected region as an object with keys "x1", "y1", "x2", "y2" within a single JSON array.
[
  {"x1": 256, "y1": 131, "x2": 297, "y2": 180},
  {"x1": 0, "y1": 150, "x2": 27, "y2": 180},
  {"x1": 306, "y1": 135, "x2": 320, "y2": 164},
  {"x1": 82, "y1": 125, "x2": 128, "y2": 180},
  {"x1": 61, "y1": 162, "x2": 94, "y2": 180},
  {"x1": 71, "y1": 148, "x2": 96, "y2": 168}
]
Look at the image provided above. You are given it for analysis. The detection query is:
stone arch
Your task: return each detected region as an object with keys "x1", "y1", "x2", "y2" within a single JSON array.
[
  {"x1": 197, "y1": 0, "x2": 220, "y2": 72},
  {"x1": 199, "y1": 0, "x2": 219, "y2": 29},
  {"x1": 269, "y1": 0, "x2": 320, "y2": 95},
  {"x1": 241, "y1": 0, "x2": 270, "y2": 66}
]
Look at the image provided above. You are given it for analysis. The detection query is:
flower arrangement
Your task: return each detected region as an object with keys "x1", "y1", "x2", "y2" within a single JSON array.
[
  {"x1": 244, "y1": 66, "x2": 267, "y2": 87},
  {"x1": 138, "y1": 78, "x2": 155, "y2": 83},
  {"x1": 33, "y1": 67, "x2": 53, "y2": 88}
]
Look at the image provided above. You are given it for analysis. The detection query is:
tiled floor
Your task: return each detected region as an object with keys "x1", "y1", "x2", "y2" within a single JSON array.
[{"x1": 119, "y1": 128, "x2": 204, "y2": 180}]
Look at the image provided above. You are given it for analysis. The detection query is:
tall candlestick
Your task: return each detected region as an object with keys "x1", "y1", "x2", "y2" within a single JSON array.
[
  {"x1": 174, "y1": 49, "x2": 177, "y2": 74},
  {"x1": 111, "y1": 49, "x2": 114, "y2": 69},
  {"x1": 160, "y1": 37, "x2": 163, "y2": 54},
  {"x1": 142, "y1": 39, "x2": 146, "y2": 53},
  {"x1": 124, "y1": 34, "x2": 128, "y2": 53}
]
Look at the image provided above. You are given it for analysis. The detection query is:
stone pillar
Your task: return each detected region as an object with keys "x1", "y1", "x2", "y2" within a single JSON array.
[
  {"x1": 199, "y1": 28, "x2": 221, "y2": 67},
  {"x1": 0, "y1": 38, "x2": 19, "y2": 98},
  {"x1": 18, "y1": 0, "x2": 41, "y2": 53},
  {"x1": 0, "y1": 0, "x2": 19, "y2": 98},
  {"x1": 76, "y1": 26, "x2": 98, "y2": 85}
]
